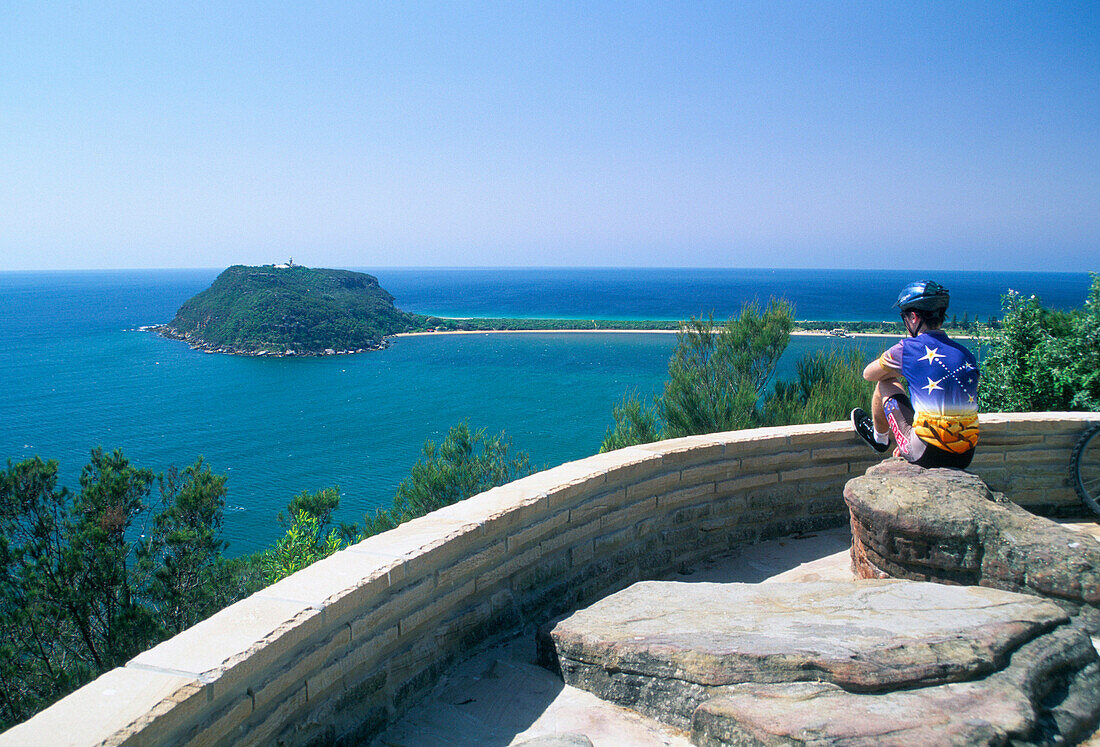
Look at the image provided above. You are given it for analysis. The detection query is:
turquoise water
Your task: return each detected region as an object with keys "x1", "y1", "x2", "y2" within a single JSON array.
[{"x1": 1, "y1": 268, "x2": 1091, "y2": 554}]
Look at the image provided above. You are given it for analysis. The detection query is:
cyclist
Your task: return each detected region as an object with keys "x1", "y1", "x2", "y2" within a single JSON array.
[{"x1": 852, "y1": 281, "x2": 980, "y2": 469}]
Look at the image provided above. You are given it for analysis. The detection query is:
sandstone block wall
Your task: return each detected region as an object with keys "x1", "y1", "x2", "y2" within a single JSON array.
[{"x1": 4, "y1": 412, "x2": 1095, "y2": 746}]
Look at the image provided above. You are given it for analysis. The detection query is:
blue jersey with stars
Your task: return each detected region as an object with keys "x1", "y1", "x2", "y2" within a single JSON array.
[{"x1": 879, "y1": 330, "x2": 980, "y2": 452}]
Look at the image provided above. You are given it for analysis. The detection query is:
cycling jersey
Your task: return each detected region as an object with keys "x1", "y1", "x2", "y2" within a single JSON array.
[{"x1": 878, "y1": 330, "x2": 979, "y2": 454}]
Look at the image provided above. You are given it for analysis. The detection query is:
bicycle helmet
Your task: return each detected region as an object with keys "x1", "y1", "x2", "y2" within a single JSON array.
[{"x1": 894, "y1": 280, "x2": 950, "y2": 312}]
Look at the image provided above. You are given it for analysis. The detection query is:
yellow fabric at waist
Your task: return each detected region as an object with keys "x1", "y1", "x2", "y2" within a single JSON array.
[{"x1": 913, "y1": 413, "x2": 980, "y2": 454}]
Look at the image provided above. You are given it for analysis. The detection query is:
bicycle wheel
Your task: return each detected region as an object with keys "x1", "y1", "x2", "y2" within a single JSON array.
[{"x1": 1073, "y1": 424, "x2": 1100, "y2": 518}]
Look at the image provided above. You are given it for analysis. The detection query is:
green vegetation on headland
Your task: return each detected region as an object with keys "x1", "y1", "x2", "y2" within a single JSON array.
[{"x1": 156, "y1": 264, "x2": 424, "y2": 355}]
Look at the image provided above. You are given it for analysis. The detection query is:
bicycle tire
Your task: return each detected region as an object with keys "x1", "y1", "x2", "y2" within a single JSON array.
[{"x1": 1072, "y1": 424, "x2": 1100, "y2": 518}]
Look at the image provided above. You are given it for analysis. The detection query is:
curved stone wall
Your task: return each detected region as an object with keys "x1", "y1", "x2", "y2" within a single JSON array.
[{"x1": 4, "y1": 412, "x2": 1096, "y2": 746}]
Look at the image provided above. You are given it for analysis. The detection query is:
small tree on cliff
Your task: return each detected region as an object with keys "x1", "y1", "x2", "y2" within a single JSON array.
[{"x1": 980, "y1": 274, "x2": 1100, "y2": 412}]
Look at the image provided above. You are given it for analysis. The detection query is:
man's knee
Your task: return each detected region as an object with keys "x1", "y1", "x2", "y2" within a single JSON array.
[{"x1": 874, "y1": 379, "x2": 905, "y2": 401}]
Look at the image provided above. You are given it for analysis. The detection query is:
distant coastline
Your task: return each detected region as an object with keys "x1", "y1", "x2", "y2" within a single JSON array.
[{"x1": 147, "y1": 318, "x2": 918, "y2": 357}]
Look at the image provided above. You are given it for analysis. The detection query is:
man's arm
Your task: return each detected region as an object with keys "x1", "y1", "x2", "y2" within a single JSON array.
[{"x1": 863, "y1": 358, "x2": 901, "y2": 382}]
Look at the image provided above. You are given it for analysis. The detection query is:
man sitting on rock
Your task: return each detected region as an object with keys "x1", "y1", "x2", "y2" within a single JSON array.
[{"x1": 852, "y1": 280, "x2": 980, "y2": 469}]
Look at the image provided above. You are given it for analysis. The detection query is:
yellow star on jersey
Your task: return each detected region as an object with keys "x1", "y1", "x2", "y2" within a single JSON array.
[
  {"x1": 922, "y1": 377, "x2": 943, "y2": 394},
  {"x1": 918, "y1": 346, "x2": 945, "y2": 365}
]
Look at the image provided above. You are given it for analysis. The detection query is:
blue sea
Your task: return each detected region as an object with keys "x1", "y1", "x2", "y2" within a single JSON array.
[{"x1": 0, "y1": 267, "x2": 1091, "y2": 555}]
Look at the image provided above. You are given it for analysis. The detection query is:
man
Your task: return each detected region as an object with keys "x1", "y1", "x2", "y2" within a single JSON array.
[{"x1": 852, "y1": 280, "x2": 980, "y2": 469}]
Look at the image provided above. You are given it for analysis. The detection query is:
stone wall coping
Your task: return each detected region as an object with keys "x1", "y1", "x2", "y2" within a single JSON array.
[{"x1": 3, "y1": 412, "x2": 1095, "y2": 746}]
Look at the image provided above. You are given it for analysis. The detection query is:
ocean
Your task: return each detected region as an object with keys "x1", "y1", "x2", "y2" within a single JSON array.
[{"x1": 0, "y1": 267, "x2": 1091, "y2": 555}]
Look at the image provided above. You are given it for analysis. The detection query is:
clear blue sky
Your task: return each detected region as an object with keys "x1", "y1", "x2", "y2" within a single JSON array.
[{"x1": 2, "y1": 2, "x2": 1097, "y2": 272}]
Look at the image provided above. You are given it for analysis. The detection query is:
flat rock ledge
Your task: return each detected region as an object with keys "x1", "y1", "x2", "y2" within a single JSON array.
[
  {"x1": 844, "y1": 459, "x2": 1100, "y2": 632},
  {"x1": 541, "y1": 580, "x2": 1100, "y2": 745}
]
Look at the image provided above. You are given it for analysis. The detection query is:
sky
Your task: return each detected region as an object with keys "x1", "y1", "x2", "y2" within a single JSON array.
[{"x1": 1, "y1": 2, "x2": 1097, "y2": 272}]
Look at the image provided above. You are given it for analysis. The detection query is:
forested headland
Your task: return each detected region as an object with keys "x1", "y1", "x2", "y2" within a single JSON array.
[{"x1": 156, "y1": 264, "x2": 425, "y2": 355}]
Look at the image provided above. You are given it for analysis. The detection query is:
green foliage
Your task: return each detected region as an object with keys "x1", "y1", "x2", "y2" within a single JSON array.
[
  {"x1": 362, "y1": 423, "x2": 533, "y2": 536},
  {"x1": 166, "y1": 265, "x2": 424, "y2": 353},
  {"x1": 662, "y1": 301, "x2": 793, "y2": 438},
  {"x1": 601, "y1": 301, "x2": 880, "y2": 449},
  {"x1": 279, "y1": 486, "x2": 341, "y2": 529},
  {"x1": 979, "y1": 274, "x2": 1100, "y2": 412},
  {"x1": 0, "y1": 450, "x2": 162, "y2": 726},
  {"x1": 600, "y1": 393, "x2": 662, "y2": 453},
  {"x1": 261, "y1": 511, "x2": 344, "y2": 584},
  {"x1": 137, "y1": 459, "x2": 232, "y2": 635},
  {"x1": 0, "y1": 450, "x2": 253, "y2": 729},
  {"x1": 762, "y1": 351, "x2": 867, "y2": 426}
]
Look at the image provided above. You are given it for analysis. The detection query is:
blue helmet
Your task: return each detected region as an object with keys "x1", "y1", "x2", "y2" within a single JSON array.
[{"x1": 895, "y1": 280, "x2": 949, "y2": 313}]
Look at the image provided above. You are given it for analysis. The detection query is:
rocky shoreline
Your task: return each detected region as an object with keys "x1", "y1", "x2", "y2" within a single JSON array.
[{"x1": 143, "y1": 324, "x2": 388, "y2": 357}]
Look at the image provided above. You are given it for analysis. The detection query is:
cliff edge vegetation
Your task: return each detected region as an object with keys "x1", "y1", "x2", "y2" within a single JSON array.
[{"x1": 158, "y1": 264, "x2": 424, "y2": 355}]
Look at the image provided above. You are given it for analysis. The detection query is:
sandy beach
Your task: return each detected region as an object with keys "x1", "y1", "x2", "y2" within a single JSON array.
[{"x1": 391, "y1": 327, "x2": 905, "y2": 339}]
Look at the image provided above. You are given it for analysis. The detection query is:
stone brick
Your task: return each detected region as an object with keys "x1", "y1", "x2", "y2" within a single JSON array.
[
  {"x1": 594, "y1": 525, "x2": 636, "y2": 557},
  {"x1": 399, "y1": 578, "x2": 478, "y2": 637},
  {"x1": 740, "y1": 450, "x2": 812, "y2": 472},
  {"x1": 721, "y1": 428, "x2": 792, "y2": 457},
  {"x1": 636, "y1": 435, "x2": 726, "y2": 467},
  {"x1": 968, "y1": 451, "x2": 1005, "y2": 467},
  {"x1": 811, "y1": 445, "x2": 868, "y2": 462},
  {"x1": 182, "y1": 691, "x2": 253, "y2": 747},
  {"x1": 680, "y1": 460, "x2": 742, "y2": 486},
  {"x1": 779, "y1": 463, "x2": 850, "y2": 483},
  {"x1": 349, "y1": 574, "x2": 434, "y2": 641},
  {"x1": 625, "y1": 471, "x2": 682, "y2": 501},
  {"x1": 436, "y1": 540, "x2": 506, "y2": 589},
  {"x1": 569, "y1": 487, "x2": 626, "y2": 525},
  {"x1": 430, "y1": 483, "x2": 549, "y2": 534},
  {"x1": 785, "y1": 422, "x2": 850, "y2": 446},
  {"x1": 355, "y1": 513, "x2": 487, "y2": 580},
  {"x1": 539, "y1": 519, "x2": 601, "y2": 557},
  {"x1": 258, "y1": 547, "x2": 401, "y2": 626},
  {"x1": 475, "y1": 544, "x2": 543, "y2": 591},
  {"x1": 715, "y1": 472, "x2": 779, "y2": 496},
  {"x1": 671, "y1": 503, "x2": 712, "y2": 525},
  {"x1": 128, "y1": 597, "x2": 325, "y2": 699},
  {"x1": 247, "y1": 623, "x2": 351, "y2": 714},
  {"x1": 709, "y1": 494, "x2": 749, "y2": 518},
  {"x1": 807, "y1": 495, "x2": 848, "y2": 516},
  {"x1": 237, "y1": 684, "x2": 307, "y2": 747},
  {"x1": 341, "y1": 625, "x2": 399, "y2": 676},
  {"x1": 0, "y1": 667, "x2": 203, "y2": 747},
  {"x1": 657, "y1": 482, "x2": 716, "y2": 510},
  {"x1": 600, "y1": 495, "x2": 657, "y2": 533},
  {"x1": 505, "y1": 509, "x2": 569, "y2": 554},
  {"x1": 432, "y1": 600, "x2": 493, "y2": 650},
  {"x1": 567, "y1": 448, "x2": 662, "y2": 492},
  {"x1": 512, "y1": 553, "x2": 571, "y2": 594},
  {"x1": 1003, "y1": 448, "x2": 1072, "y2": 464},
  {"x1": 980, "y1": 434, "x2": 1045, "y2": 447},
  {"x1": 571, "y1": 539, "x2": 595, "y2": 567}
]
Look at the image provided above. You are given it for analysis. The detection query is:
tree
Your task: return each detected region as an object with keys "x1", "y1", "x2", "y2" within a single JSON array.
[
  {"x1": 138, "y1": 459, "x2": 232, "y2": 635},
  {"x1": 601, "y1": 393, "x2": 661, "y2": 453},
  {"x1": 661, "y1": 301, "x2": 793, "y2": 438},
  {"x1": 0, "y1": 450, "x2": 160, "y2": 727},
  {"x1": 762, "y1": 350, "x2": 867, "y2": 426},
  {"x1": 363, "y1": 422, "x2": 533, "y2": 536},
  {"x1": 979, "y1": 274, "x2": 1100, "y2": 412},
  {"x1": 600, "y1": 299, "x2": 870, "y2": 451},
  {"x1": 262, "y1": 511, "x2": 343, "y2": 583}
]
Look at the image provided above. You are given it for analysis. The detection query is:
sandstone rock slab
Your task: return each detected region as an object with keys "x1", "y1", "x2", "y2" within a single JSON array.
[
  {"x1": 844, "y1": 459, "x2": 1100, "y2": 631},
  {"x1": 543, "y1": 580, "x2": 1100, "y2": 744}
]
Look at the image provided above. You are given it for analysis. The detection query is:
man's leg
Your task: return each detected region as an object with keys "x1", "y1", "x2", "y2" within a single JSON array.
[{"x1": 872, "y1": 379, "x2": 906, "y2": 435}]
